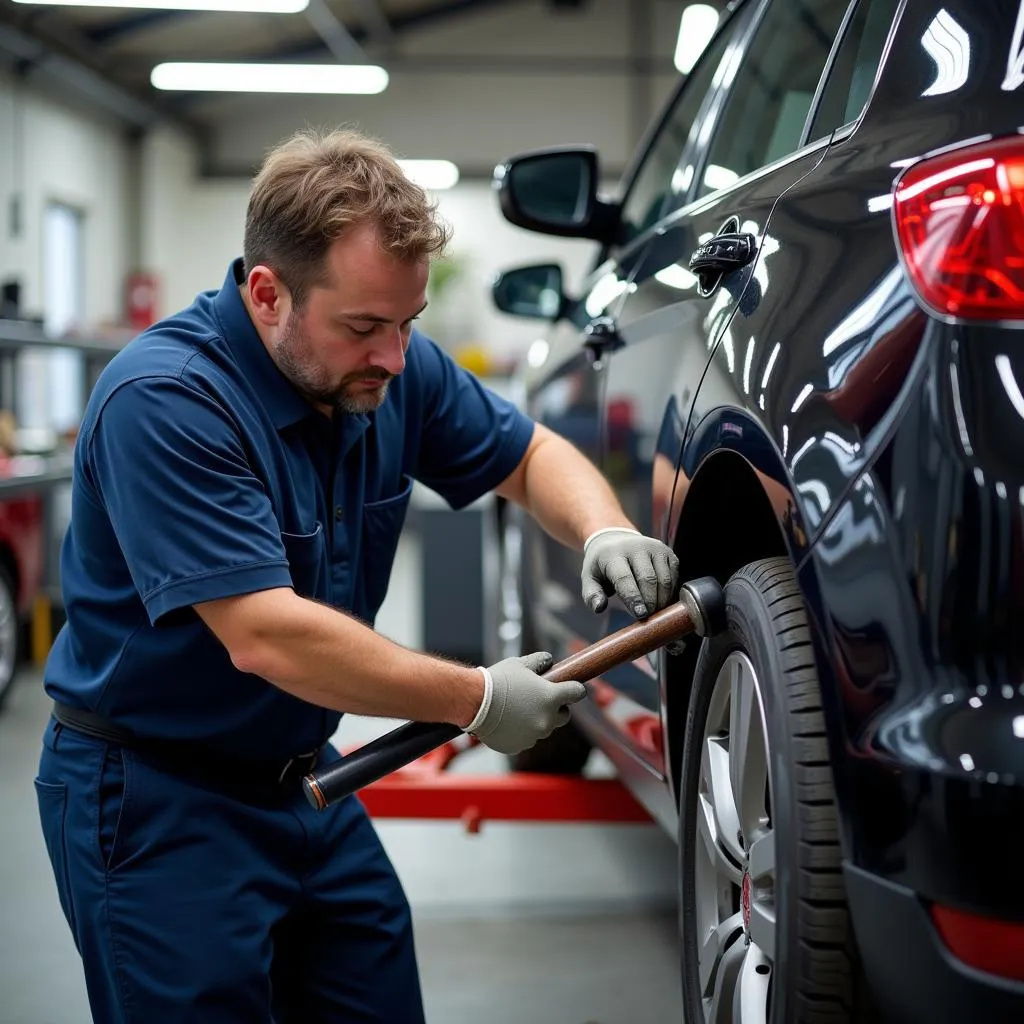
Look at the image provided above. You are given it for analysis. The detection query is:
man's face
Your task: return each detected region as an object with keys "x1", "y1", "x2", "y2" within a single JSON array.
[{"x1": 267, "y1": 223, "x2": 429, "y2": 414}]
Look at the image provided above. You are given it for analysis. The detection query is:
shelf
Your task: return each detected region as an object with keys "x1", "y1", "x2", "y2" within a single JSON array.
[
  {"x1": 0, "y1": 319, "x2": 129, "y2": 358},
  {"x1": 0, "y1": 453, "x2": 74, "y2": 498}
]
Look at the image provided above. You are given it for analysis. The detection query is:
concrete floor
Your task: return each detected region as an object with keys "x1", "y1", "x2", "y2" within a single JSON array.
[{"x1": 0, "y1": 668, "x2": 684, "y2": 1024}]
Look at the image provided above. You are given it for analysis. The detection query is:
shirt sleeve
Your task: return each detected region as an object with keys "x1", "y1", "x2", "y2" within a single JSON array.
[
  {"x1": 410, "y1": 333, "x2": 536, "y2": 509},
  {"x1": 86, "y1": 374, "x2": 294, "y2": 625}
]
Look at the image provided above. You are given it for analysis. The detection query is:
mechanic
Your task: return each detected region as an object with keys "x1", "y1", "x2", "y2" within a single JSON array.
[{"x1": 34, "y1": 127, "x2": 681, "y2": 1023}]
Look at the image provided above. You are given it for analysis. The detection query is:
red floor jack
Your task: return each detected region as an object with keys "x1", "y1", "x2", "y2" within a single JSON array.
[{"x1": 302, "y1": 577, "x2": 724, "y2": 830}]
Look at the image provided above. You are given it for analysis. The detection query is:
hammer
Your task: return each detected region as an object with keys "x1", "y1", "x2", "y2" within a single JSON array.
[{"x1": 302, "y1": 576, "x2": 725, "y2": 811}]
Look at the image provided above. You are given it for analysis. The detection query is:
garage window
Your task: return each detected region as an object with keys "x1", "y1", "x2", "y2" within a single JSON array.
[
  {"x1": 17, "y1": 202, "x2": 85, "y2": 436},
  {"x1": 695, "y1": 0, "x2": 854, "y2": 199}
]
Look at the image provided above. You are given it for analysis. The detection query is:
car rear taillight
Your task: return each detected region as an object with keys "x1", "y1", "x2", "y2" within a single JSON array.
[
  {"x1": 893, "y1": 135, "x2": 1024, "y2": 322},
  {"x1": 931, "y1": 903, "x2": 1024, "y2": 982}
]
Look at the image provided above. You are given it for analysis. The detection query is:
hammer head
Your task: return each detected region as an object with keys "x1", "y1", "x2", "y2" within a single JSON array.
[{"x1": 677, "y1": 576, "x2": 727, "y2": 639}]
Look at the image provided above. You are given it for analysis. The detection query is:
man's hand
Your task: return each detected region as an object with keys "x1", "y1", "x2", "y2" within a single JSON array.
[
  {"x1": 467, "y1": 652, "x2": 587, "y2": 755},
  {"x1": 581, "y1": 527, "x2": 680, "y2": 619}
]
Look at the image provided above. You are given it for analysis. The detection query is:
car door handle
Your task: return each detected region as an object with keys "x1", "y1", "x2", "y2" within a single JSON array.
[
  {"x1": 688, "y1": 232, "x2": 757, "y2": 276},
  {"x1": 583, "y1": 316, "x2": 624, "y2": 364}
]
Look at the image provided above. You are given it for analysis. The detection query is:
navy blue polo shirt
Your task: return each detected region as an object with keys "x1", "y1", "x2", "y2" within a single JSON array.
[{"x1": 44, "y1": 259, "x2": 535, "y2": 758}]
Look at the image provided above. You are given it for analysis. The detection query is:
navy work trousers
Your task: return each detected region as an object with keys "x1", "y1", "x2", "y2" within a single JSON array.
[{"x1": 34, "y1": 718, "x2": 426, "y2": 1023}]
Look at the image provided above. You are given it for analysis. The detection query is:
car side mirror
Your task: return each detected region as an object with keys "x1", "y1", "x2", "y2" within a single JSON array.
[
  {"x1": 492, "y1": 263, "x2": 566, "y2": 320},
  {"x1": 493, "y1": 147, "x2": 618, "y2": 242}
]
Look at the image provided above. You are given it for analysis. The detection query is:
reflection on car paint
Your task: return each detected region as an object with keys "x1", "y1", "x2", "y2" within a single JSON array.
[
  {"x1": 1004, "y1": 0, "x2": 1024, "y2": 90},
  {"x1": 920, "y1": 10, "x2": 972, "y2": 97}
]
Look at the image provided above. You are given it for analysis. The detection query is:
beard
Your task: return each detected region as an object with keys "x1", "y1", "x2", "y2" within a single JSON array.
[{"x1": 274, "y1": 312, "x2": 393, "y2": 414}]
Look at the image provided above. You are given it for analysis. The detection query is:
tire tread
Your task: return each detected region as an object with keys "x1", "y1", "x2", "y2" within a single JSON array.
[{"x1": 730, "y1": 558, "x2": 871, "y2": 1023}]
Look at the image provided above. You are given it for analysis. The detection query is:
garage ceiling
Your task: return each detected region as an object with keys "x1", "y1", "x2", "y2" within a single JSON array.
[
  {"x1": 0, "y1": 0, "x2": 595, "y2": 124},
  {"x1": 0, "y1": 0, "x2": 723, "y2": 175}
]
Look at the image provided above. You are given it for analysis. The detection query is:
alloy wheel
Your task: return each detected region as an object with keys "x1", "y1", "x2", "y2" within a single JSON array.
[{"x1": 693, "y1": 650, "x2": 776, "y2": 1023}]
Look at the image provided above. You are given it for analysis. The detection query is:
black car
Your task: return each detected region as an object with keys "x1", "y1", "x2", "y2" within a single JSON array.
[{"x1": 488, "y1": 0, "x2": 1024, "y2": 1021}]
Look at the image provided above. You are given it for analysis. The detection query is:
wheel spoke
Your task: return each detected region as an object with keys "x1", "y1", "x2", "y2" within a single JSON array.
[
  {"x1": 748, "y1": 899, "x2": 776, "y2": 961},
  {"x1": 729, "y1": 658, "x2": 769, "y2": 840},
  {"x1": 747, "y1": 830, "x2": 775, "y2": 885},
  {"x1": 704, "y1": 921, "x2": 746, "y2": 1024},
  {"x1": 697, "y1": 793, "x2": 743, "y2": 887},
  {"x1": 747, "y1": 829, "x2": 776, "y2": 959},
  {"x1": 699, "y1": 911, "x2": 744, "y2": 997},
  {"x1": 703, "y1": 737, "x2": 745, "y2": 867},
  {"x1": 733, "y1": 943, "x2": 771, "y2": 1024},
  {"x1": 690, "y1": 649, "x2": 781, "y2": 1024}
]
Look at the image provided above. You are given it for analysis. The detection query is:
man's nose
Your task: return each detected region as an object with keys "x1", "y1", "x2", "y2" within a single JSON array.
[{"x1": 369, "y1": 326, "x2": 407, "y2": 376}]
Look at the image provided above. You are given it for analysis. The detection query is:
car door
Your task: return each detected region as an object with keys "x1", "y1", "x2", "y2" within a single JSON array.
[
  {"x1": 516, "y1": 6, "x2": 757, "y2": 663},
  {"x1": 588, "y1": 0, "x2": 861, "y2": 775},
  {"x1": 523, "y1": 295, "x2": 610, "y2": 651}
]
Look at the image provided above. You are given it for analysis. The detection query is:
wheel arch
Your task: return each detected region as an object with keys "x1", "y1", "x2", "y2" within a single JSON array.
[{"x1": 663, "y1": 413, "x2": 815, "y2": 801}]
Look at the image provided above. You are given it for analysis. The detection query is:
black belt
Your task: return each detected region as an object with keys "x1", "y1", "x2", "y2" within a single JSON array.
[{"x1": 51, "y1": 702, "x2": 324, "y2": 791}]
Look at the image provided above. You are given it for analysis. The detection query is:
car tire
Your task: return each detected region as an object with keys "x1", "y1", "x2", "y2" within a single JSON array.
[
  {"x1": 0, "y1": 562, "x2": 21, "y2": 710},
  {"x1": 678, "y1": 557, "x2": 874, "y2": 1024}
]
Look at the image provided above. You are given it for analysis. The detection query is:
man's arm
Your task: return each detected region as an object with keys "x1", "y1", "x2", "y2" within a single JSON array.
[
  {"x1": 495, "y1": 422, "x2": 680, "y2": 619},
  {"x1": 195, "y1": 587, "x2": 484, "y2": 726},
  {"x1": 494, "y1": 422, "x2": 636, "y2": 548},
  {"x1": 194, "y1": 588, "x2": 587, "y2": 754}
]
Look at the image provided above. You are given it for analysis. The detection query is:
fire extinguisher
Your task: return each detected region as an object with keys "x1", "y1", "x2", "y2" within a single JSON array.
[{"x1": 126, "y1": 272, "x2": 158, "y2": 329}]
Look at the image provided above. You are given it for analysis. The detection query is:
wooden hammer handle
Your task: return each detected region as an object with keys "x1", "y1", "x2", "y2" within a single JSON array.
[{"x1": 542, "y1": 599, "x2": 696, "y2": 683}]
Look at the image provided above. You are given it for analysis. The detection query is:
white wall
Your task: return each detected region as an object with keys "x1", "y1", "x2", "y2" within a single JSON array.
[
  {"x1": 196, "y1": 0, "x2": 682, "y2": 178},
  {"x1": 0, "y1": 0, "x2": 696, "y2": 354},
  {"x1": 0, "y1": 70, "x2": 133, "y2": 332},
  {"x1": 140, "y1": 125, "x2": 601, "y2": 362},
  {"x1": 139, "y1": 125, "x2": 249, "y2": 319}
]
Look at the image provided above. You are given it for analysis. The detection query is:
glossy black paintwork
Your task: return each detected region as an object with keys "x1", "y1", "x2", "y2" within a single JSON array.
[
  {"x1": 682, "y1": 0, "x2": 1024, "y2": 921},
  {"x1": 804, "y1": 329, "x2": 1024, "y2": 915},
  {"x1": 507, "y1": 0, "x2": 1024, "y2": 943}
]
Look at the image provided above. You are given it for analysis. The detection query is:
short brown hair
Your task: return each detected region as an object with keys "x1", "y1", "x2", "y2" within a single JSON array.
[{"x1": 243, "y1": 127, "x2": 451, "y2": 306}]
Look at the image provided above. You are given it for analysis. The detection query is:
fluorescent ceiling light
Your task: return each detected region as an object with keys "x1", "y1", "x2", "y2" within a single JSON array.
[
  {"x1": 674, "y1": 3, "x2": 720, "y2": 74},
  {"x1": 151, "y1": 62, "x2": 389, "y2": 94},
  {"x1": 13, "y1": 0, "x2": 308, "y2": 10},
  {"x1": 398, "y1": 159, "x2": 460, "y2": 191}
]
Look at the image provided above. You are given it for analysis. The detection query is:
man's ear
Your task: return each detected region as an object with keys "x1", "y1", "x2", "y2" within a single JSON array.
[{"x1": 246, "y1": 265, "x2": 289, "y2": 327}]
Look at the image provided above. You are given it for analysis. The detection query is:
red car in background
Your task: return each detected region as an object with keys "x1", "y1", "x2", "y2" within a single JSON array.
[{"x1": 0, "y1": 453, "x2": 44, "y2": 707}]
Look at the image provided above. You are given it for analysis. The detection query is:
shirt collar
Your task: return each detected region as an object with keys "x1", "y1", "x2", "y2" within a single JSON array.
[{"x1": 213, "y1": 258, "x2": 317, "y2": 431}]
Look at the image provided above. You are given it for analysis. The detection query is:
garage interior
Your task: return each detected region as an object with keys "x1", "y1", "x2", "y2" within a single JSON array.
[
  {"x1": 5, "y1": 0, "x2": 1023, "y2": 1020},
  {"x1": 0, "y1": 1, "x2": 702, "y2": 1021}
]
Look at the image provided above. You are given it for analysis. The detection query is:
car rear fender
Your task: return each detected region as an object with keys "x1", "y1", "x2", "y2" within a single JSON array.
[{"x1": 662, "y1": 416, "x2": 844, "y2": 816}]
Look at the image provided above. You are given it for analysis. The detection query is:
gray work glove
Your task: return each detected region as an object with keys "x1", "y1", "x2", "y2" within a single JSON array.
[
  {"x1": 466, "y1": 652, "x2": 587, "y2": 755},
  {"x1": 581, "y1": 527, "x2": 680, "y2": 620}
]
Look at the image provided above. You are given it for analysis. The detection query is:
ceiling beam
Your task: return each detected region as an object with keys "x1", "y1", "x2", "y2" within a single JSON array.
[
  {"x1": 352, "y1": 0, "x2": 393, "y2": 47},
  {"x1": 121, "y1": 51, "x2": 679, "y2": 75},
  {"x1": 303, "y1": 0, "x2": 369, "y2": 63},
  {"x1": 0, "y1": 9, "x2": 207, "y2": 142},
  {"x1": 247, "y1": 0, "x2": 519, "y2": 62},
  {"x1": 86, "y1": 0, "x2": 520, "y2": 52},
  {"x1": 85, "y1": 10, "x2": 181, "y2": 46}
]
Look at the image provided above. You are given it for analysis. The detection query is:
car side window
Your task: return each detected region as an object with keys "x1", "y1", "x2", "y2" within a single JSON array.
[
  {"x1": 616, "y1": 18, "x2": 736, "y2": 247},
  {"x1": 695, "y1": 0, "x2": 854, "y2": 199},
  {"x1": 808, "y1": 0, "x2": 901, "y2": 139}
]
